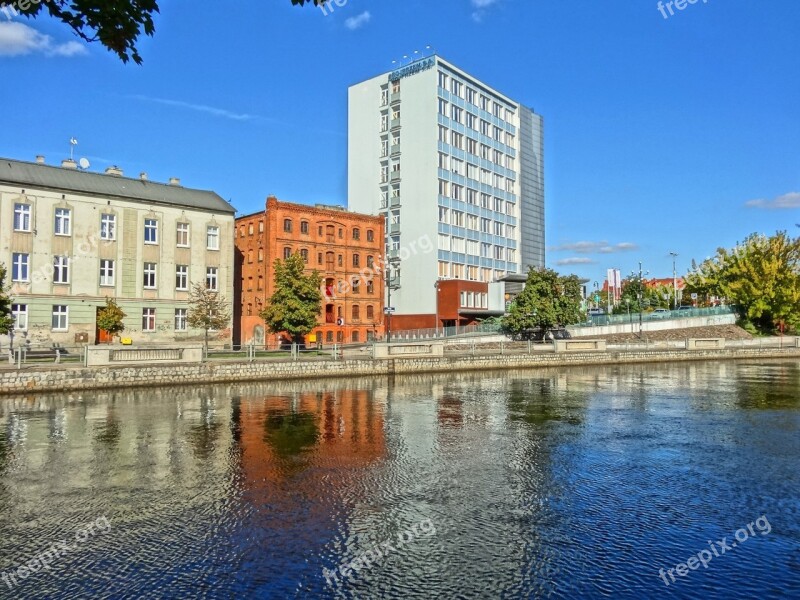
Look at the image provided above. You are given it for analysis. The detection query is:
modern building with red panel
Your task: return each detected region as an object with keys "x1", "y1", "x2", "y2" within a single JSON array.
[{"x1": 234, "y1": 196, "x2": 385, "y2": 347}]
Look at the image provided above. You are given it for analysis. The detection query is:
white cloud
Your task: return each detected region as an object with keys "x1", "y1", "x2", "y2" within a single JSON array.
[
  {"x1": 132, "y1": 95, "x2": 257, "y2": 122},
  {"x1": 549, "y1": 241, "x2": 639, "y2": 255},
  {"x1": 0, "y1": 22, "x2": 87, "y2": 58},
  {"x1": 471, "y1": 0, "x2": 500, "y2": 23},
  {"x1": 555, "y1": 257, "x2": 596, "y2": 266},
  {"x1": 345, "y1": 11, "x2": 371, "y2": 31},
  {"x1": 745, "y1": 192, "x2": 800, "y2": 210}
]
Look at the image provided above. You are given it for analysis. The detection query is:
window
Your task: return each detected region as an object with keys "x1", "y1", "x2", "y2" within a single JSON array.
[
  {"x1": 391, "y1": 79, "x2": 400, "y2": 94},
  {"x1": 247, "y1": 250, "x2": 253, "y2": 264},
  {"x1": 11, "y1": 253, "x2": 29, "y2": 282},
  {"x1": 353, "y1": 228, "x2": 360, "y2": 241},
  {"x1": 301, "y1": 221, "x2": 310, "y2": 235},
  {"x1": 438, "y1": 98, "x2": 448, "y2": 116},
  {"x1": 176, "y1": 223, "x2": 190, "y2": 247},
  {"x1": 367, "y1": 280, "x2": 374, "y2": 294},
  {"x1": 367, "y1": 230, "x2": 374, "y2": 242},
  {"x1": 467, "y1": 239, "x2": 479, "y2": 255},
  {"x1": 352, "y1": 305, "x2": 360, "y2": 321},
  {"x1": 438, "y1": 179, "x2": 449, "y2": 197},
  {"x1": 248, "y1": 223, "x2": 254, "y2": 235},
  {"x1": 438, "y1": 71, "x2": 448, "y2": 88},
  {"x1": 451, "y1": 211, "x2": 465, "y2": 227},
  {"x1": 259, "y1": 221, "x2": 264, "y2": 233},
  {"x1": 257, "y1": 276, "x2": 263, "y2": 290},
  {"x1": 142, "y1": 308, "x2": 156, "y2": 332},
  {"x1": 54, "y1": 208, "x2": 71, "y2": 236},
  {"x1": 481, "y1": 120, "x2": 490, "y2": 136},
  {"x1": 480, "y1": 95, "x2": 489, "y2": 111},
  {"x1": 206, "y1": 226, "x2": 220, "y2": 250},
  {"x1": 175, "y1": 265, "x2": 188, "y2": 290},
  {"x1": 353, "y1": 254, "x2": 361, "y2": 268},
  {"x1": 143, "y1": 263, "x2": 157, "y2": 288},
  {"x1": 352, "y1": 279, "x2": 360, "y2": 293},
  {"x1": 13, "y1": 204, "x2": 31, "y2": 231},
  {"x1": 438, "y1": 234, "x2": 450, "y2": 250},
  {"x1": 466, "y1": 164, "x2": 478, "y2": 181},
  {"x1": 451, "y1": 131, "x2": 463, "y2": 150},
  {"x1": 494, "y1": 221, "x2": 505, "y2": 236},
  {"x1": 366, "y1": 305, "x2": 374, "y2": 319},
  {"x1": 11, "y1": 304, "x2": 27, "y2": 330},
  {"x1": 494, "y1": 197, "x2": 505, "y2": 213},
  {"x1": 283, "y1": 247, "x2": 292, "y2": 259},
  {"x1": 206, "y1": 267, "x2": 218, "y2": 291},
  {"x1": 438, "y1": 125, "x2": 448, "y2": 142},
  {"x1": 451, "y1": 79, "x2": 462, "y2": 98},
  {"x1": 438, "y1": 207, "x2": 449, "y2": 223},
  {"x1": 144, "y1": 218, "x2": 158, "y2": 244},
  {"x1": 452, "y1": 264, "x2": 464, "y2": 279},
  {"x1": 481, "y1": 218, "x2": 491, "y2": 233},
  {"x1": 283, "y1": 219, "x2": 292, "y2": 233},
  {"x1": 101, "y1": 214, "x2": 117, "y2": 240},
  {"x1": 438, "y1": 261, "x2": 450, "y2": 278},
  {"x1": 300, "y1": 249, "x2": 309, "y2": 263},
  {"x1": 451, "y1": 105, "x2": 463, "y2": 124},
  {"x1": 465, "y1": 113, "x2": 476, "y2": 130},
  {"x1": 452, "y1": 184, "x2": 464, "y2": 201},
  {"x1": 175, "y1": 309, "x2": 187, "y2": 331},
  {"x1": 494, "y1": 246, "x2": 505, "y2": 260},
  {"x1": 258, "y1": 249, "x2": 264, "y2": 262},
  {"x1": 326, "y1": 331, "x2": 334, "y2": 343},
  {"x1": 452, "y1": 237, "x2": 466, "y2": 253},
  {"x1": 451, "y1": 158, "x2": 464, "y2": 176},
  {"x1": 494, "y1": 149, "x2": 504, "y2": 165},
  {"x1": 438, "y1": 152, "x2": 450, "y2": 170},
  {"x1": 247, "y1": 277, "x2": 253, "y2": 291},
  {"x1": 338, "y1": 254, "x2": 343, "y2": 267},
  {"x1": 367, "y1": 255, "x2": 374, "y2": 267},
  {"x1": 100, "y1": 260, "x2": 115, "y2": 287},
  {"x1": 466, "y1": 138, "x2": 477, "y2": 155},
  {"x1": 481, "y1": 193, "x2": 491, "y2": 209},
  {"x1": 52, "y1": 305, "x2": 68, "y2": 331},
  {"x1": 466, "y1": 87, "x2": 476, "y2": 104},
  {"x1": 466, "y1": 214, "x2": 478, "y2": 230}
]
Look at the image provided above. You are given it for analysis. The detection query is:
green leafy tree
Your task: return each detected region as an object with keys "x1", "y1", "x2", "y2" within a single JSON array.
[
  {"x1": 502, "y1": 268, "x2": 584, "y2": 334},
  {"x1": 96, "y1": 297, "x2": 126, "y2": 342},
  {"x1": 188, "y1": 282, "x2": 232, "y2": 352},
  {"x1": 0, "y1": 264, "x2": 13, "y2": 335},
  {"x1": 260, "y1": 253, "x2": 322, "y2": 344},
  {"x1": 15, "y1": 0, "x2": 329, "y2": 64},
  {"x1": 685, "y1": 231, "x2": 800, "y2": 333}
]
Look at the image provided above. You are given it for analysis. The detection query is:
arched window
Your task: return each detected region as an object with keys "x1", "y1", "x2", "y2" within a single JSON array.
[
  {"x1": 283, "y1": 247, "x2": 292, "y2": 259},
  {"x1": 352, "y1": 305, "x2": 360, "y2": 321},
  {"x1": 353, "y1": 228, "x2": 361, "y2": 241},
  {"x1": 352, "y1": 331, "x2": 360, "y2": 343},
  {"x1": 367, "y1": 281, "x2": 374, "y2": 294},
  {"x1": 300, "y1": 221, "x2": 309, "y2": 235},
  {"x1": 366, "y1": 305, "x2": 374, "y2": 319},
  {"x1": 283, "y1": 219, "x2": 292, "y2": 233},
  {"x1": 353, "y1": 254, "x2": 360, "y2": 268},
  {"x1": 300, "y1": 249, "x2": 309, "y2": 263}
]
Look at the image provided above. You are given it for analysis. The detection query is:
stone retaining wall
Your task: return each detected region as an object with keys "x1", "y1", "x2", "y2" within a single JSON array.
[{"x1": 1, "y1": 347, "x2": 799, "y2": 395}]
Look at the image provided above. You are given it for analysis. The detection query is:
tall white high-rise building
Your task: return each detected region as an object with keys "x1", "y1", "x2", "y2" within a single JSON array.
[{"x1": 348, "y1": 55, "x2": 544, "y2": 329}]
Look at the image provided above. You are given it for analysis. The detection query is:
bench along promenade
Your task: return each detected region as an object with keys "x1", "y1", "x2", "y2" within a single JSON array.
[{"x1": 0, "y1": 336, "x2": 798, "y2": 395}]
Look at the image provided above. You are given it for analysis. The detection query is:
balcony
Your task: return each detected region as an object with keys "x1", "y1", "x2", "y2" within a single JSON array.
[
  {"x1": 390, "y1": 170, "x2": 401, "y2": 182},
  {"x1": 389, "y1": 223, "x2": 401, "y2": 235},
  {"x1": 390, "y1": 118, "x2": 401, "y2": 129},
  {"x1": 390, "y1": 144, "x2": 401, "y2": 156},
  {"x1": 390, "y1": 92, "x2": 401, "y2": 104},
  {"x1": 390, "y1": 195, "x2": 401, "y2": 208}
]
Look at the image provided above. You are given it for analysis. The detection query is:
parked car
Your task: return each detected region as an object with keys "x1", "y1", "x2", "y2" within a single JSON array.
[
  {"x1": 512, "y1": 327, "x2": 572, "y2": 342},
  {"x1": 678, "y1": 306, "x2": 694, "y2": 311},
  {"x1": 652, "y1": 308, "x2": 669, "y2": 318}
]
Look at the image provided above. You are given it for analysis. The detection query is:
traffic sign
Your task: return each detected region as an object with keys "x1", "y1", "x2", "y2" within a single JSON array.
[{"x1": 384, "y1": 307, "x2": 396, "y2": 314}]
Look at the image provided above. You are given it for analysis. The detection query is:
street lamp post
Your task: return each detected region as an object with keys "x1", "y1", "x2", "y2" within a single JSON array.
[
  {"x1": 626, "y1": 298, "x2": 632, "y2": 332},
  {"x1": 434, "y1": 281, "x2": 440, "y2": 338},
  {"x1": 669, "y1": 252, "x2": 678, "y2": 310},
  {"x1": 638, "y1": 261, "x2": 645, "y2": 338},
  {"x1": 385, "y1": 257, "x2": 401, "y2": 343}
]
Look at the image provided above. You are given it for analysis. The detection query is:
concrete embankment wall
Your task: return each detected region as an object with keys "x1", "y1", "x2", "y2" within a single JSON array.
[
  {"x1": 569, "y1": 313, "x2": 737, "y2": 337},
  {"x1": 1, "y1": 347, "x2": 799, "y2": 395}
]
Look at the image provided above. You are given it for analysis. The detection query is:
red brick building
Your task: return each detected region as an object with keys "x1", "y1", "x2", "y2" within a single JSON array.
[{"x1": 234, "y1": 196, "x2": 385, "y2": 347}]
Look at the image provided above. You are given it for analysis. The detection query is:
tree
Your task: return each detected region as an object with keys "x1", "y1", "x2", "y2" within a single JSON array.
[
  {"x1": 502, "y1": 268, "x2": 584, "y2": 335},
  {"x1": 15, "y1": 0, "x2": 328, "y2": 64},
  {"x1": 96, "y1": 297, "x2": 126, "y2": 342},
  {"x1": 260, "y1": 253, "x2": 322, "y2": 344},
  {"x1": 0, "y1": 264, "x2": 13, "y2": 335},
  {"x1": 187, "y1": 282, "x2": 232, "y2": 352},
  {"x1": 685, "y1": 231, "x2": 800, "y2": 333}
]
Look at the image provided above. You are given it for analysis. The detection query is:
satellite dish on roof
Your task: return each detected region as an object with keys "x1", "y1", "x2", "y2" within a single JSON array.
[{"x1": 78, "y1": 157, "x2": 90, "y2": 170}]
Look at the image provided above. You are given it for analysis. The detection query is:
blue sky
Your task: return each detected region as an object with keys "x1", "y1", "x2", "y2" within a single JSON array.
[{"x1": 1, "y1": 0, "x2": 798, "y2": 283}]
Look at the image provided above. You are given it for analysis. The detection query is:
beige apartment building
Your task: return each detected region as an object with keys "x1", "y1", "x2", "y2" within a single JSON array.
[{"x1": 0, "y1": 156, "x2": 236, "y2": 348}]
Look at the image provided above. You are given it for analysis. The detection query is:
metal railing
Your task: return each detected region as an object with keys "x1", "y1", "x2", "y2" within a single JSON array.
[{"x1": 583, "y1": 305, "x2": 735, "y2": 327}]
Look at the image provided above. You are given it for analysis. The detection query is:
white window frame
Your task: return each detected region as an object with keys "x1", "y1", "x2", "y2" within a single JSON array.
[
  {"x1": 11, "y1": 253, "x2": 29, "y2": 282},
  {"x1": 100, "y1": 213, "x2": 116, "y2": 241},
  {"x1": 144, "y1": 218, "x2": 159, "y2": 244},
  {"x1": 174, "y1": 308, "x2": 188, "y2": 331},
  {"x1": 143, "y1": 262, "x2": 157, "y2": 289},
  {"x1": 14, "y1": 203, "x2": 32, "y2": 232},
  {"x1": 52, "y1": 305, "x2": 69, "y2": 331},
  {"x1": 53, "y1": 256, "x2": 70, "y2": 284},
  {"x1": 142, "y1": 308, "x2": 156, "y2": 332},
  {"x1": 54, "y1": 208, "x2": 71, "y2": 236},
  {"x1": 176, "y1": 222, "x2": 190, "y2": 247},
  {"x1": 206, "y1": 226, "x2": 220, "y2": 250},
  {"x1": 175, "y1": 265, "x2": 189, "y2": 290},
  {"x1": 99, "y1": 259, "x2": 115, "y2": 287},
  {"x1": 11, "y1": 304, "x2": 27, "y2": 330},
  {"x1": 206, "y1": 266, "x2": 218, "y2": 291}
]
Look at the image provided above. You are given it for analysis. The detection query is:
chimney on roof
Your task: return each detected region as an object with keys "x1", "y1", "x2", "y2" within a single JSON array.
[
  {"x1": 168, "y1": 177, "x2": 181, "y2": 186},
  {"x1": 105, "y1": 166, "x2": 123, "y2": 177},
  {"x1": 61, "y1": 158, "x2": 78, "y2": 169},
  {"x1": 35, "y1": 155, "x2": 45, "y2": 164},
  {"x1": 139, "y1": 172, "x2": 148, "y2": 181}
]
